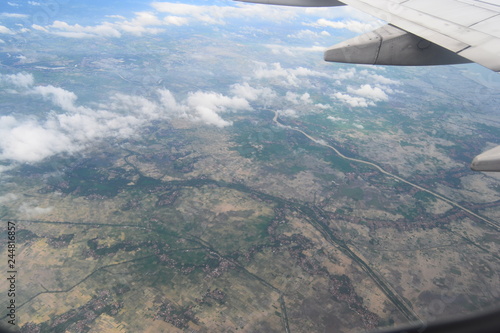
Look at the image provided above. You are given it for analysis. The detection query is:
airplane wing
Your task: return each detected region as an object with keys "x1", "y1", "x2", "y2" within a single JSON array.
[
  {"x1": 238, "y1": 0, "x2": 500, "y2": 71},
  {"x1": 237, "y1": 0, "x2": 500, "y2": 172},
  {"x1": 325, "y1": 0, "x2": 500, "y2": 72}
]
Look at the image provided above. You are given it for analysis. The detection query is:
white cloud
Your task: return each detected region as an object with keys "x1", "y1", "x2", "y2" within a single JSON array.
[
  {"x1": 1, "y1": 13, "x2": 28, "y2": 18},
  {"x1": 359, "y1": 69, "x2": 400, "y2": 85},
  {"x1": 48, "y1": 20, "x2": 121, "y2": 38},
  {"x1": 0, "y1": 118, "x2": 74, "y2": 162},
  {"x1": 0, "y1": 74, "x2": 260, "y2": 163},
  {"x1": 353, "y1": 123, "x2": 364, "y2": 129},
  {"x1": 330, "y1": 70, "x2": 399, "y2": 107},
  {"x1": 328, "y1": 115, "x2": 347, "y2": 122},
  {"x1": 37, "y1": 11, "x2": 169, "y2": 38},
  {"x1": 157, "y1": 89, "x2": 186, "y2": 115},
  {"x1": 35, "y1": 0, "x2": 305, "y2": 39},
  {"x1": 16, "y1": 55, "x2": 27, "y2": 64},
  {"x1": 185, "y1": 91, "x2": 251, "y2": 127},
  {"x1": 347, "y1": 84, "x2": 388, "y2": 101},
  {"x1": 130, "y1": 11, "x2": 162, "y2": 26},
  {"x1": 19, "y1": 203, "x2": 53, "y2": 218},
  {"x1": 285, "y1": 92, "x2": 312, "y2": 104},
  {"x1": 51, "y1": 31, "x2": 97, "y2": 38},
  {"x1": 28, "y1": 1, "x2": 41, "y2": 5},
  {"x1": 0, "y1": 193, "x2": 17, "y2": 204},
  {"x1": 315, "y1": 103, "x2": 330, "y2": 109},
  {"x1": 332, "y1": 67, "x2": 357, "y2": 80},
  {"x1": 287, "y1": 29, "x2": 329, "y2": 39},
  {"x1": 151, "y1": 2, "x2": 299, "y2": 25},
  {"x1": 254, "y1": 62, "x2": 330, "y2": 87},
  {"x1": 31, "y1": 85, "x2": 85, "y2": 112},
  {"x1": 117, "y1": 11, "x2": 166, "y2": 35},
  {"x1": 0, "y1": 72, "x2": 34, "y2": 88},
  {"x1": 164, "y1": 16, "x2": 189, "y2": 26},
  {"x1": 0, "y1": 25, "x2": 14, "y2": 34},
  {"x1": 332, "y1": 92, "x2": 373, "y2": 107},
  {"x1": 265, "y1": 44, "x2": 325, "y2": 57},
  {"x1": 32, "y1": 24, "x2": 48, "y2": 32},
  {"x1": 106, "y1": 15, "x2": 125, "y2": 20},
  {"x1": 279, "y1": 109, "x2": 298, "y2": 118},
  {"x1": 30, "y1": 0, "x2": 381, "y2": 39},
  {"x1": 230, "y1": 82, "x2": 276, "y2": 102}
]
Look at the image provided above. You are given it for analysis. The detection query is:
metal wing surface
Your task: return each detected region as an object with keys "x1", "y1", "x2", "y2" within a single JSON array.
[
  {"x1": 238, "y1": 0, "x2": 500, "y2": 71},
  {"x1": 336, "y1": 0, "x2": 500, "y2": 72}
]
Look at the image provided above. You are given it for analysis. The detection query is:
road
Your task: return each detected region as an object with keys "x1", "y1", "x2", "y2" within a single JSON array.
[{"x1": 272, "y1": 110, "x2": 500, "y2": 232}]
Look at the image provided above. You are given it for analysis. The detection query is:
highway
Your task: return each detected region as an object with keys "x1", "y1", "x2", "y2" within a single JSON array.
[{"x1": 272, "y1": 111, "x2": 500, "y2": 232}]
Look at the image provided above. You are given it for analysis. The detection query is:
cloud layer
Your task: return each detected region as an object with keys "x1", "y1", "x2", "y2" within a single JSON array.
[
  {"x1": 0, "y1": 1, "x2": 384, "y2": 39},
  {"x1": 330, "y1": 68, "x2": 400, "y2": 108},
  {"x1": 0, "y1": 73, "x2": 267, "y2": 164}
]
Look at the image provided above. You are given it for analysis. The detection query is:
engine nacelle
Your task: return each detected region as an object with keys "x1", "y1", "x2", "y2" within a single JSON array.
[
  {"x1": 324, "y1": 24, "x2": 470, "y2": 66},
  {"x1": 471, "y1": 145, "x2": 500, "y2": 172}
]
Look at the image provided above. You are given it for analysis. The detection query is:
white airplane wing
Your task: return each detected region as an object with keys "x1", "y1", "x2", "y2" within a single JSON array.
[
  {"x1": 237, "y1": 0, "x2": 500, "y2": 171},
  {"x1": 238, "y1": 0, "x2": 500, "y2": 71},
  {"x1": 327, "y1": 0, "x2": 500, "y2": 72}
]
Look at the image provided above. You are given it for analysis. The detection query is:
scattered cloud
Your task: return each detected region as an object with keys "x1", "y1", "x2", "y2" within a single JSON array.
[
  {"x1": 287, "y1": 29, "x2": 330, "y2": 39},
  {"x1": 1, "y1": 13, "x2": 28, "y2": 18},
  {"x1": 264, "y1": 44, "x2": 325, "y2": 57},
  {"x1": 0, "y1": 25, "x2": 14, "y2": 34},
  {"x1": 230, "y1": 82, "x2": 276, "y2": 102},
  {"x1": 164, "y1": 16, "x2": 189, "y2": 26},
  {"x1": 330, "y1": 69, "x2": 400, "y2": 107},
  {"x1": 332, "y1": 67, "x2": 357, "y2": 81},
  {"x1": 15, "y1": 55, "x2": 27, "y2": 63},
  {"x1": 33, "y1": 2, "x2": 305, "y2": 38},
  {"x1": 106, "y1": 15, "x2": 125, "y2": 20},
  {"x1": 279, "y1": 109, "x2": 298, "y2": 118},
  {"x1": 285, "y1": 92, "x2": 313, "y2": 104},
  {"x1": 151, "y1": 2, "x2": 299, "y2": 25},
  {"x1": 328, "y1": 116, "x2": 347, "y2": 122},
  {"x1": 0, "y1": 193, "x2": 18, "y2": 204},
  {"x1": 0, "y1": 72, "x2": 34, "y2": 88},
  {"x1": 18, "y1": 203, "x2": 53, "y2": 218},
  {"x1": 254, "y1": 62, "x2": 331, "y2": 87},
  {"x1": 31, "y1": 85, "x2": 87, "y2": 112},
  {"x1": 34, "y1": 11, "x2": 170, "y2": 38},
  {"x1": 353, "y1": 123, "x2": 364, "y2": 129},
  {"x1": 26, "y1": 1, "x2": 378, "y2": 39},
  {"x1": 0, "y1": 117, "x2": 74, "y2": 162},
  {"x1": 184, "y1": 91, "x2": 251, "y2": 127},
  {"x1": 347, "y1": 84, "x2": 388, "y2": 101},
  {"x1": 47, "y1": 20, "x2": 122, "y2": 38},
  {"x1": 315, "y1": 103, "x2": 330, "y2": 109},
  {"x1": 360, "y1": 69, "x2": 400, "y2": 85},
  {"x1": 32, "y1": 24, "x2": 48, "y2": 32},
  {"x1": 0, "y1": 73, "x2": 265, "y2": 163},
  {"x1": 332, "y1": 92, "x2": 374, "y2": 108}
]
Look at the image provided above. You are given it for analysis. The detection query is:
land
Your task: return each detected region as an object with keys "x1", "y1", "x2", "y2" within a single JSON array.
[
  {"x1": 0, "y1": 22, "x2": 499, "y2": 333},
  {"x1": 1, "y1": 106, "x2": 499, "y2": 333}
]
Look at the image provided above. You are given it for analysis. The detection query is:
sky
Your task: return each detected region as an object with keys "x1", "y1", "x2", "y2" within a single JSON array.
[{"x1": 1, "y1": 2, "x2": 500, "y2": 327}]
